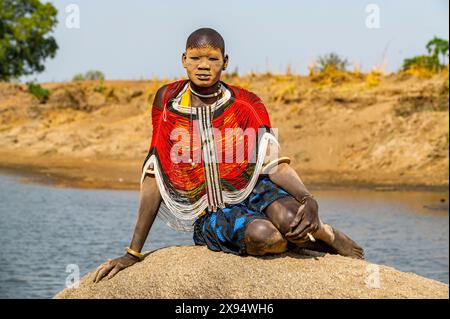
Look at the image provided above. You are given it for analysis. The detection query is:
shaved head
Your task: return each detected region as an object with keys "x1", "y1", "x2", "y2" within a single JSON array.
[{"x1": 186, "y1": 28, "x2": 225, "y2": 55}]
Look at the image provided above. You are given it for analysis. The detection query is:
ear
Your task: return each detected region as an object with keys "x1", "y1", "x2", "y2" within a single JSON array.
[
  {"x1": 223, "y1": 54, "x2": 229, "y2": 70},
  {"x1": 181, "y1": 52, "x2": 187, "y2": 69}
]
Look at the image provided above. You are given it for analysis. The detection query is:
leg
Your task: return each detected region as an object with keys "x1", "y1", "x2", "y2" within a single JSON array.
[
  {"x1": 244, "y1": 219, "x2": 288, "y2": 256},
  {"x1": 265, "y1": 196, "x2": 365, "y2": 259}
]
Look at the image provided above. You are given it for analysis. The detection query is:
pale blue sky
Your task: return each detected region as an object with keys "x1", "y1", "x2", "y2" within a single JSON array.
[{"x1": 27, "y1": 0, "x2": 449, "y2": 82}]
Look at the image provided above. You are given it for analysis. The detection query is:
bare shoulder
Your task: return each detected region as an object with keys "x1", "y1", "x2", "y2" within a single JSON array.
[{"x1": 152, "y1": 84, "x2": 169, "y2": 110}]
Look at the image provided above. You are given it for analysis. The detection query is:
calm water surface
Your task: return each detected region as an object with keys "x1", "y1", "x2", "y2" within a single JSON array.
[{"x1": 0, "y1": 173, "x2": 448, "y2": 298}]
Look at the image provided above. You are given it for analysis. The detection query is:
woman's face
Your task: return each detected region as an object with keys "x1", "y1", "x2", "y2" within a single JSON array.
[{"x1": 182, "y1": 46, "x2": 228, "y2": 88}]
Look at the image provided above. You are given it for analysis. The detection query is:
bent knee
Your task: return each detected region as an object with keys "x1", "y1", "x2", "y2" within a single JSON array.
[
  {"x1": 244, "y1": 219, "x2": 287, "y2": 255},
  {"x1": 266, "y1": 197, "x2": 299, "y2": 234}
]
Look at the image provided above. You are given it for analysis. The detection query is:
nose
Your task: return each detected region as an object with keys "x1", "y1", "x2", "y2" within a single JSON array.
[{"x1": 198, "y1": 58, "x2": 210, "y2": 70}]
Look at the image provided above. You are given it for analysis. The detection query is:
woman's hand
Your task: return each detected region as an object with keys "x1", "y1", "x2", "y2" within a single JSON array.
[
  {"x1": 93, "y1": 254, "x2": 139, "y2": 283},
  {"x1": 285, "y1": 197, "x2": 320, "y2": 242}
]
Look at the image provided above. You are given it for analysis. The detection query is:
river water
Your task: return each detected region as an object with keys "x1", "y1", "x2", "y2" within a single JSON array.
[{"x1": 0, "y1": 173, "x2": 448, "y2": 298}]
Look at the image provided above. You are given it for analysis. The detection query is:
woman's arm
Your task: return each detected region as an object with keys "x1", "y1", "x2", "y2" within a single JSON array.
[
  {"x1": 93, "y1": 86, "x2": 167, "y2": 283},
  {"x1": 267, "y1": 162, "x2": 320, "y2": 240},
  {"x1": 128, "y1": 174, "x2": 162, "y2": 252},
  {"x1": 93, "y1": 174, "x2": 162, "y2": 283},
  {"x1": 267, "y1": 162, "x2": 310, "y2": 201}
]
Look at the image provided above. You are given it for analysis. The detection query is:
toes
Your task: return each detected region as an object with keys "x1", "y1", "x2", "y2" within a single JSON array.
[
  {"x1": 354, "y1": 250, "x2": 364, "y2": 259},
  {"x1": 348, "y1": 247, "x2": 364, "y2": 259},
  {"x1": 357, "y1": 248, "x2": 365, "y2": 258}
]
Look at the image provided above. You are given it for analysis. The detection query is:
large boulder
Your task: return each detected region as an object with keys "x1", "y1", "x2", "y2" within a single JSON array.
[{"x1": 55, "y1": 245, "x2": 448, "y2": 299}]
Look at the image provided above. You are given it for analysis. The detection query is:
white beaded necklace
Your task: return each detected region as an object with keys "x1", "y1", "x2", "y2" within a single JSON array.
[{"x1": 189, "y1": 82, "x2": 223, "y2": 98}]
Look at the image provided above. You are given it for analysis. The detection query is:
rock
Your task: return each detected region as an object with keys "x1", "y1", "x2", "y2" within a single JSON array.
[{"x1": 54, "y1": 246, "x2": 448, "y2": 299}]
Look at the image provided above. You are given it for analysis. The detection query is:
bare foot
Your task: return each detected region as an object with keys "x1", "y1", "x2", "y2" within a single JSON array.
[
  {"x1": 287, "y1": 222, "x2": 365, "y2": 259},
  {"x1": 319, "y1": 224, "x2": 365, "y2": 259}
]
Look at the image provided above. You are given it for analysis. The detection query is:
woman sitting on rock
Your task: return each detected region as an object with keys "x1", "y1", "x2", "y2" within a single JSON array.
[{"x1": 94, "y1": 28, "x2": 364, "y2": 283}]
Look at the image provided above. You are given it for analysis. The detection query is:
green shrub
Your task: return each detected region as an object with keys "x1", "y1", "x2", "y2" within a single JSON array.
[
  {"x1": 402, "y1": 55, "x2": 435, "y2": 71},
  {"x1": 27, "y1": 82, "x2": 50, "y2": 103},
  {"x1": 316, "y1": 53, "x2": 349, "y2": 72},
  {"x1": 72, "y1": 73, "x2": 85, "y2": 81}
]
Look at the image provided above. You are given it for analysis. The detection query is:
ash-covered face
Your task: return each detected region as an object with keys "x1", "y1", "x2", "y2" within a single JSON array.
[{"x1": 182, "y1": 46, "x2": 228, "y2": 88}]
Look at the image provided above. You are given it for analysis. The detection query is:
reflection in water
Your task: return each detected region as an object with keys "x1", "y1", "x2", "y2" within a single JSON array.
[{"x1": 0, "y1": 174, "x2": 448, "y2": 298}]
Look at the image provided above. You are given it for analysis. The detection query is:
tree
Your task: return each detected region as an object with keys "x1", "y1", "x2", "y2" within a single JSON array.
[
  {"x1": 402, "y1": 37, "x2": 449, "y2": 73},
  {"x1": 0, "y1": 0, "x2": 59, "y2": 81},
  {"x1": 72, "y1": 70, "x2": 105, "y2": 81},
  {"x1": 84, "y1": 70, "x2": 105, "y2": 81},
  {"x1": 426, "y1": 37, "x2": 449, "y2": 67}
]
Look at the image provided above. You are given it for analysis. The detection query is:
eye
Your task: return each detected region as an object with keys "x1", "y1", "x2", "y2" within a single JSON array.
[
  {"x1": 190, "y1": 56, "x2": 200, "y2": 60},
  {"x1": 209, "y1": 57, "x2": 219, "y2": 61}
]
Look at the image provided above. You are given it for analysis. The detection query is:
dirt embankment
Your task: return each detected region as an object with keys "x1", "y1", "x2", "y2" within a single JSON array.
[{"x1": 0, "y1": 72, "x2": 448, "y2": 190}]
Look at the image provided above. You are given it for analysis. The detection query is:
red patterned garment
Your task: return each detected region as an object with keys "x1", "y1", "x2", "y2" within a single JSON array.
[{"x1": 141, "y1": 80, "x2": 280, "y2": 231}]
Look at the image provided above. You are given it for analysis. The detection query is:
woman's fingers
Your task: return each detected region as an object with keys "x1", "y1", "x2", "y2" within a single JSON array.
[
  {"x1": 289, "y1": 203, "x2": 306, "y2": 228},
  {"x1": 92, "y1": 262, "x2": 109, "y2": 283},
  {"x1": 93, "y1": 266, "x2": 102, "y2": 283},
  {"x1": 107, "y1": 264, "x2": 123, "y2": 280},
  {"x1": 286, "y1": 219, "x2": 321, "y2": 241},
  {"x1": 286, "y1": 219, "x2": 310, "y2": 239},
  {"x1": 94, "y1": 262, "x2": 115, "y2": 283},
  {"x1": 296, "y1": 224, "x2": 316, "y2": 241},
  {"x1": 92, "y1": 257, "x2": 137, "y2": 283}
]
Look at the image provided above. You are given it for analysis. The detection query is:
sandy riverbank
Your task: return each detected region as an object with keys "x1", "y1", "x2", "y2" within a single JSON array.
[{"x1": 0, "y1": 72, "x2": 448, "y2": 191}]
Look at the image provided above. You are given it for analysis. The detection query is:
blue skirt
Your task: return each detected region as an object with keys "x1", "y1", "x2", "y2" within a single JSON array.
[{"x1": 193, "y1": 175, "x2": 291, "y2": 255}]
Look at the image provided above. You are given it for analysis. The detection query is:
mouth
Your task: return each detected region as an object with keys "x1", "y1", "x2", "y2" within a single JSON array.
[{"x1": 196, "y1": 74, "x2": 211, "y2": 80}]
